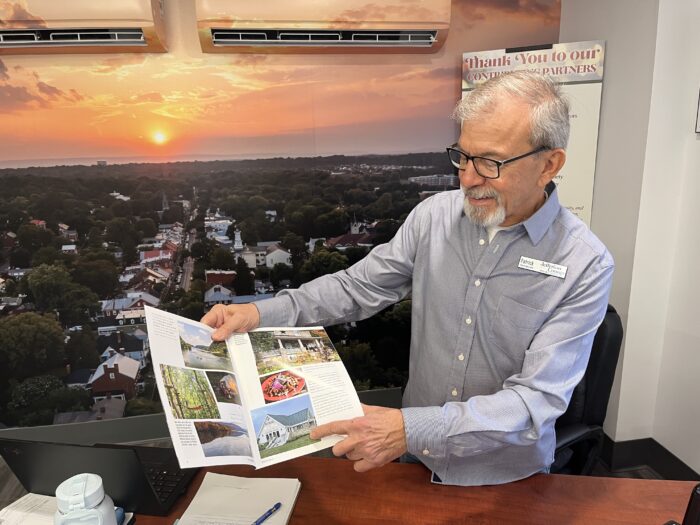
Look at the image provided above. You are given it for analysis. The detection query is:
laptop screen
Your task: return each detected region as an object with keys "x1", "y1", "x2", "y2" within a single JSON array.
[{"x1": 0, "y1": 439, "x2": 152, "y2": 512}]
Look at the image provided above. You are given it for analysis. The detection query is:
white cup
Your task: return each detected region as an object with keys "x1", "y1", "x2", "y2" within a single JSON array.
[{"x1": 54, "y1": 473, "x2": 118, "y2": 525}]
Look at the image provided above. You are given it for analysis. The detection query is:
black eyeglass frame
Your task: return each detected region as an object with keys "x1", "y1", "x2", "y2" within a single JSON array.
[{"x1": 446, "y1": 144, "x2": 549, "y2": 179}]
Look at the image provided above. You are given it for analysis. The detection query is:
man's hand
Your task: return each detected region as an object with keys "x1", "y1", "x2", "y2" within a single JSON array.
[
  {"x1": 200, "y1": 303, "x2": 260, "y2": 340},
  {"x1": 310, "y1": 404, "x2": 407, "y2": 472}
]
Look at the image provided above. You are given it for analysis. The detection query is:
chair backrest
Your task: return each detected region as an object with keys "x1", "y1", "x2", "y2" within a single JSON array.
[{"x1": 555, "y1": 304, "x2": 624, "y2": 429}]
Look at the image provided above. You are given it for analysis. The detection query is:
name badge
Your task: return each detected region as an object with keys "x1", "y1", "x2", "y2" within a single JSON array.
[{"x1": 518, "y1": 256, "x2": 567, "y2": 279}]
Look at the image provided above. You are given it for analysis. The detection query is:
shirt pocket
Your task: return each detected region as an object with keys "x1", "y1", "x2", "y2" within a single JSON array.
[{"x1": 488, "y1": 295, "x2": 549, "y2": 355}]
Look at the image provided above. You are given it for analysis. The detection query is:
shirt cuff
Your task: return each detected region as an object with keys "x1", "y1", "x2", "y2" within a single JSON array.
[
  {"x1": 401, "y1": 406, "x2": 446, "y2": 460},
  {"x1": 254, "y1": 295, "x2": 294, "y2": 327}
]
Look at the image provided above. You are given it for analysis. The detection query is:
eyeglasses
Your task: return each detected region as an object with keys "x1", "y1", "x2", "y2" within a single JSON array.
[{"x1": 446, "y1": 144, "x2": 548, "y2": 179}]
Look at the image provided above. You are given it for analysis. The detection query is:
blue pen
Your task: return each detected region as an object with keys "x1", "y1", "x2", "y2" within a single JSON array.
[{"x1": 252, "y1": 501, "x2": 282, "y2": 525}]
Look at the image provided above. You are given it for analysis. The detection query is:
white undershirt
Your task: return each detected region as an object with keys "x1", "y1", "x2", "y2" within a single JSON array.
[
  {"x1": 485, "y1": 189, "x2": 551, "y2": 243},
  {"x1": 485, "y1": 225, "x2": 507, "y2": 243}
]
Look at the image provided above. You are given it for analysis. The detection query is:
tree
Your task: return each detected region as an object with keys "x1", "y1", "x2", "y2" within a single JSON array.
[
  {"x1": 122, "y1": 238, "x2": 138, "y2": 266},
  {"x1": 270, "y1": 262, "x2": 294, "y2": 287},
  {"x1": 336, "y1": 341, "x2": 382, "y2": 390},
  {"x1": 9, "y1": 247, "x2": 31, "y2": 268},
  {"x1": 343, "y1": 246, "x2": 369, "y2": 265},
  {"x1": 16, "y1": 224, "x2": 54, "y2": 255},
  {"x1": 296, "y1": 248, "x2": 348, "y2": 285},
  {"x1": 105, "y1": 217, "x2": 139, "y2": 246},
  {"x1": 190, "y1": 239, "x2": 213, "y2": 261},
  {"x1": 3, "y1": 278, "x2": 18, "y2": 296},
  {"x1": 125, "y1": 398, "x2": 163, "y2": 417},
  {"x1": 6, "y1": 375, "x2": 91, "y2": 426},
  {"x1": 65, "y1": 329, "x2": 100, "y2": 369},
  {"x1": 27, "y1": 264, "x2": 73, "y2": 312},
  {"x1": 350, "y1": 300, "x2": 412, "y2": 376},
  {"x1": 0, "y1": 313, "x2": 65, "y2": 405},
  {"x1": 364, "y1": 192, "x2": 394, "y2": 220},
  {"x1": 135, "y1": 217, "x2": 157, "y2": 238},
  {"x1": 314, "y1": 209, "x2": 348, "y2": 237},
  {"x1": 281, "y1": 232, "x2": 306, "y2": 265},
  {"x1": 233, "y1": 258, "x2": 255, "y2": 295},
  {"x1": 27, "y1": 264, "x2": 99, "y2": 325},
  {"x1": 210, "y1": 248, "x2": 236, "y2": 270},
  {"x1": 87, "y1": 226, "x2": 104, "y2": 248},
  {"x1": 71, "y1": 259, "x2": 119, "y2": 297},
  {"x1": 31, "y1": 246, "x2": 66, "y2": 267}
]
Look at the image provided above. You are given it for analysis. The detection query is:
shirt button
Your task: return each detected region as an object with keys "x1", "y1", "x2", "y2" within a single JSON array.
[
  {"x1": 422, "y1": 449, "x2": 430, "y2": 456},
  {"x1": 474, "y1": 279, "x2": 481, "y2": 287},
  {"x1": 465, "y1": 316, "x2": 472, "y2": 325},
  {"x1": 451, "y1": 388, "x2": 458, "y2": 397},
  {"x1": 458, "y1": 353, "x2": 465, "y2": 361},
  {"x1": 479, "y1": 239, "x2": 485, "y2": 246}
]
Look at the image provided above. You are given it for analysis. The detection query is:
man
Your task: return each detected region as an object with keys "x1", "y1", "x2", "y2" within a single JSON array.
[{"x1": 201, "y1": 71, "x2": 614, "y2": 486}]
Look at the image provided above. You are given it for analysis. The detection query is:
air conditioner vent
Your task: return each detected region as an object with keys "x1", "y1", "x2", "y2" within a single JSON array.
[
  {"x1": 0, "y1": 28, "x2": 146, "y2": 47},
  {"x1": 211, "y1": 29, "x2": 438, "y2": 47}
]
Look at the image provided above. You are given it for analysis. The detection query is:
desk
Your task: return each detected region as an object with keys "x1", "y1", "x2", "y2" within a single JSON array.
[{"x1": 137, "y1": 457, "x2": 694, "y2": 524}]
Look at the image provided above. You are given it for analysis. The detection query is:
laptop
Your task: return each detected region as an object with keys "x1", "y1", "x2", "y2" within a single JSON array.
[{"x1": 0, "y1": 438, "x2": 198, "y2": 516}]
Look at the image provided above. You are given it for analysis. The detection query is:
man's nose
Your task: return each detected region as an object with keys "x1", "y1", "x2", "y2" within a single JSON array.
[{"x1": 458, "y1": 158, "x2": 484, "y2": 187}]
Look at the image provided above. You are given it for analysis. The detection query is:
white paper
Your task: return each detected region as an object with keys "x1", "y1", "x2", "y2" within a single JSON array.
[
  {"x1": 0, "y1": 494, "x2": 132, "y2": 525},
  {"x1": 178, "y1": 472, "x2": 300, "y2": 525},
  {"x1": 0, "y1": 493, "x2": 55, "y2": 525}
]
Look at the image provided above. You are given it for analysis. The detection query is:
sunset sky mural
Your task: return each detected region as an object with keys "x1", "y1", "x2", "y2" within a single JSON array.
[{"x1": 0, "y1": 0, "x2": 560, "y2": 167}]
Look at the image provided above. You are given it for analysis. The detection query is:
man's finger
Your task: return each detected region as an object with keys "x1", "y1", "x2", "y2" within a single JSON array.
[
  {"x1": 345, "y1": 449, "x2": 363, "y2": 461},
  {"x1": 212, "y1": 315, "x2": 244, "y2": 340},
  {"x1": 200, "y1": 307, "x2": 223, "y2": 329},
  {"x1": 332, "y1": 436, "x2": 360, "y2": 457},
  {"x1": 310, "y1": 420, "x2": 351, "y2": 439},
  {"x1": 353, "y1": 458, "x2": 379, "y2": 473}
]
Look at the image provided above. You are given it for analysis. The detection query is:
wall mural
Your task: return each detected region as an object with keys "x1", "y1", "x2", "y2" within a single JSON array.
[{"x1": 0, "y1": 0, "x2": 560, "y2": 426}]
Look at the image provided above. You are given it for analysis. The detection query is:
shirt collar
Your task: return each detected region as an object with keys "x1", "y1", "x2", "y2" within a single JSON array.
[{"x1": 522, "y1": 181, "x2": 560, "y2": 245}]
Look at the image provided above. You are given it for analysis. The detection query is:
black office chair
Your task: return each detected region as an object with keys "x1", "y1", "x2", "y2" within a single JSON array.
[{"x1": 551, "y1": 304, "x2": 623, "y2": 475}]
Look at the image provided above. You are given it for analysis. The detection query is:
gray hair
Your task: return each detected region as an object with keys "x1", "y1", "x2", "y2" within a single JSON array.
[{"x1": 453, "y1": 71, "x2": 570, "y2": 149}]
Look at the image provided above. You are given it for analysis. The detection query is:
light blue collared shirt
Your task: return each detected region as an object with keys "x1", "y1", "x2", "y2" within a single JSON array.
[{"x1": 256, "y1": 183, "x2": 614, "y2": 485}]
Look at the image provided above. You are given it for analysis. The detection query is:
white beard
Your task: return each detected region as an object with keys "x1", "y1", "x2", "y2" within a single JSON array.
[{"x1": 461, "y1": 185, "x2": 506, "y2": 227}]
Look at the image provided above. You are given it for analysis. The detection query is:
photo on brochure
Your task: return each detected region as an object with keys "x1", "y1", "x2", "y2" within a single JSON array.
[
  {"x1": 160, "y1": 364, "x2": 221, "y2": 420},
  {"x1": 249, "y1": 329, "x2": 341, "y2": 376},
  {"x1": 259, "y1": 369, "x2": 307, "y2": 404},
  {"x1": 205, "y1": 371, "x2": 242, "y2": 405},
  {"x1": 251, "y1": 394, "x2": 319, "y2": 459},
  {"x1": 194, "y1": 421, "x2": 252, "y2": 458},
  {"x1": 178, "y1": 320, "x2": 233, "y2": 372}
]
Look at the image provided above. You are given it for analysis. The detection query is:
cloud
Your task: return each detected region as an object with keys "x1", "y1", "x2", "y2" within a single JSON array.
[
  {"x1": 36, "y1": 81, "x2": 63, "y2": 99},
  {"x1": 229, "y1": 55, "x2": 269, "y2": 68},
  {"x1": 0, "y1": 60, "x2": 86, "y2": 112},
  {"x1": 130, "y1": 92, "x2": 165, "y2": 104},
  {"x1": 91, "y1": 55, "x2": 148, "y2": 75},
  {"x1": 0, "y1": 1, "x2": 46, "y2": 28},
  {"x1": 455, "y1": 0, "x2": 560, "y2": 26},
  {"x1": 337, "y1": 1, "x2": 446, "y2": 22},
  {"x1": 0, "y1": 83, "x2": 46, "y2": 111},
  {"x1": 68, "y1": 89, "x2": 84, "y2": 102}
]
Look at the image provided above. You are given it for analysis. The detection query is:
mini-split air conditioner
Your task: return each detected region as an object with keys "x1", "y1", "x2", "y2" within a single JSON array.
[
  {"x1": 0, "y1": 0, "x2": 167, "y2": 55},
  {"x1": 196, "y1": 0, "x2": 451, "y2": 54}
]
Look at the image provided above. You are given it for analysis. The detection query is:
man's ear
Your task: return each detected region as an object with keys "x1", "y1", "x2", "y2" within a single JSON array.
[{"x1": 538, "y1": 148, "x2": 566, "y2": 188}]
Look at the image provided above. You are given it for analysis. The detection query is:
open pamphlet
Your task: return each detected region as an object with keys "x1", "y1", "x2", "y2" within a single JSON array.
[{"x1": 145, "y1": 306, "x2": 363, "y2": 469}]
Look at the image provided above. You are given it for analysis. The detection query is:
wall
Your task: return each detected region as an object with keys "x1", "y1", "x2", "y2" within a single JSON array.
[
  {"x1": 559, "y1": 0, "x2": 660, "y2": 439},
  {"x1": 648, "y1": 0, "x2": 700, "y2": 473},
  {"x1": 561, "y1": 0, "x2": 700, "y2": 473}
]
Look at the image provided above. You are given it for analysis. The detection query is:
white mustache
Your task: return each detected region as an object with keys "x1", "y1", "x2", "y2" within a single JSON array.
[{"x1": 462, "y1": 186, "x2": 500, "y2": 200}]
